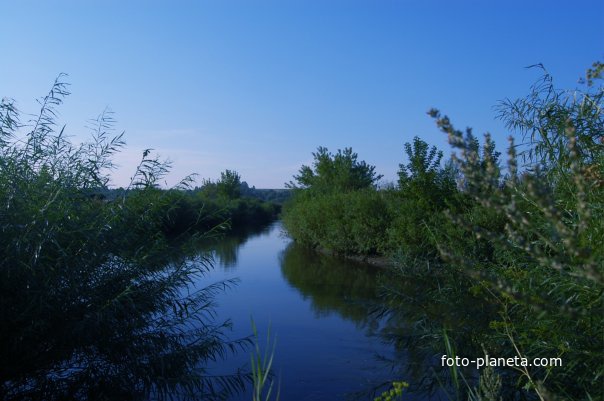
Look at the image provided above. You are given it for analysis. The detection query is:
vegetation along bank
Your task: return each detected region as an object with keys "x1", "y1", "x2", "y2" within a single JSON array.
[{"x1": 282, "y1": 63, "x2": 604, "y2": 400}]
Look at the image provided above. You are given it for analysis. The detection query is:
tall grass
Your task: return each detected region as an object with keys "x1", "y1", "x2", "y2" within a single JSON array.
[
  {"x1": 0, "y1": 77, "x2": 249, "y2": 400},
  {"x1": 250, "y1": 321, "x2": 280, "y2": 401}
]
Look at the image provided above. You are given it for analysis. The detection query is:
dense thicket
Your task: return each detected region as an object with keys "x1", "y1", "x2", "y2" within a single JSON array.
[
  {"x1": 0, "y1": 78, "x2": 277, "y2": 400},
  {"x1": 282, "y1": 146, "x2": 391, "y2": 255},
  {"x1": 282, "y1": 64, "x2": 604, "y2": 400},
  {"x1": 152, "y1": 184, "x2": 280, "y2": 240}
]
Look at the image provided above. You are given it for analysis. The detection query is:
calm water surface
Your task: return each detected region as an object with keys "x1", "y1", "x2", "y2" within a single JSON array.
[{"x1": 197, "y1": 222, "x2": 447, "y2": 401}]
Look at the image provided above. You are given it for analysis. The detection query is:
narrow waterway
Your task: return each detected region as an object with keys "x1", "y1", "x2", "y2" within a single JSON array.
[{"x1": 196, "y1": 222, "x2": 451, "y2": 401}]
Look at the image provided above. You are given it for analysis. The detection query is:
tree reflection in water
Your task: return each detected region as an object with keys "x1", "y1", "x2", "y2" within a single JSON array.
[
  {"x1": 198, "y1": 224, "x2": 275, "y2": 269},
  {"x1": 279, "y1": 242, "x2": 500, "y2": 400}
]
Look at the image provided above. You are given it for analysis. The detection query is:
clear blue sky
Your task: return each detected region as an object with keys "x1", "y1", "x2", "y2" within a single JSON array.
[{"x1": 1, "y1": 0, "x2": 602, "y2": 188}]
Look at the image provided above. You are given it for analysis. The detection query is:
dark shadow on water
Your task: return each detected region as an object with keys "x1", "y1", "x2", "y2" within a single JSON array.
[
  {"x1": 277, "y1": 241, "x2": 505, "y2": 400},
  {"x1": 279, "y1": 243, "x2": 380, "y2": 325}
]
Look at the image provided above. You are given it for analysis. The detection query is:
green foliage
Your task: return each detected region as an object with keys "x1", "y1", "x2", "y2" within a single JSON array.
[
  {"x1": 282, "y1": 146, "x2": 390, "y2": 256},
  {"x1": 282, "y1": 63, "x2": 603, "y2": 400},
  {"x1": 384, "y1": 195, "x2": 441, "y2": 261},
  {"x1": 287, "y1": 146, "x2": 382, "y2": 194},
  {"x1": 0, "y1": 78, "x2": 249, "y2": 400},
  {"x1": 429, "y1": 64, "x2": 603, "y2": 399},
  {"x1": 428, "y1": 111, "x2": 502, "y2": 197},
  {"x1": 385, "y1": 137, "x2": 461, "y2": 262},
  {"x1": 468, "y1": 366, "x2": 502, "y2": 401},
  {"x1": 282, "y1": 190, "x2": 391, "y2": 255},
  {"x1": 183, "y1": 172, "x2": 281, "y2": 234},
  {"x1": 398, "y1": 136, "x2": 451, "y2": 199},
  {"x1": 217, "y1": 169, "x2": 242, "y2": 199},
  {"x1": 239, "y1": 183, "x2": 291, "y2": 205},
  {"x1": 373, "y1": 381, "x2": 409, "y2": 401},
  {"x1": 250, "y1": 321, "x2": 280, "y2": 401},
  {"x1": 497, "y1": 64, "x2": 603, "y2": 174},
  {"x1": 123, "y1": 173, "x2": 281, "y2": 242},
  {"x1": 282, "y1": 140, "x2": 457, "y2": 259}
]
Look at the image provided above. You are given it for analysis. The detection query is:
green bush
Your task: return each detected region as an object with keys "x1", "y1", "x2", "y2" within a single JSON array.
[
  {"x1": 286, "y1": 146, "x2": 382, "y2": 193},
  {"x1": 282, "y1": 63, "x2": 603, "y2": 400},
  {"x1": 384, "y1": 194, "x2": 441, "y2": 260},
  {"x1": 282, "y1": 190, "x2": 391, "y2": 255},
  {"x1": 428, "y1": 64, "x2": 603, "y2": 399},
  {"x1": 0, "y1": 78, "x2": 247, "y2": 400}
]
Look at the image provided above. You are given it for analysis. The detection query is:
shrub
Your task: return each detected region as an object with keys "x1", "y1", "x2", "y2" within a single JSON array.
[
  {"x1": 282, "y1": 190, "x2": 391, "y2": 255},
  {"x1": 429, "y1": 64, "x2": 603, "y2": 399},
  {"x1": 0, "y1": 77, "x2": 247, "y2": 400},
  {"x1": 286, "y1": 146, "x2": 382, "y2": 194}
]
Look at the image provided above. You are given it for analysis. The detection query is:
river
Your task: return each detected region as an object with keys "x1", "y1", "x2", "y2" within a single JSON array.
[{"x1": 196, "y1": 222, "x2": 454, "y2": 401}]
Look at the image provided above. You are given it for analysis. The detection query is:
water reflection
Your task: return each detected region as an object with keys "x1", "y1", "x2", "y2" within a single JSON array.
[
  {"x1": 203, "y1": 224, "x2": 503, "y2": 401},
  {"x1": 279, "y1": 243, "x2": 379, "y2": 325},
  {"x1": 200, "y1": 224, "x2": 274, "y2": 269},
  {"x1": 277, "y1": 242, "x2": 444, "y2": 399},
  {"x1": 277, "y1": 241, "x2": 499, "y2": 400}
]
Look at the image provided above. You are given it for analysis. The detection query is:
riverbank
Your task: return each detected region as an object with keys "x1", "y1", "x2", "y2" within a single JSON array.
[
  {"x1": 279, "y1": 65, "x2": 604, "y2": 400},
  {"x1": 316, "y1": 247, "x2": 395, "y2": 269}
]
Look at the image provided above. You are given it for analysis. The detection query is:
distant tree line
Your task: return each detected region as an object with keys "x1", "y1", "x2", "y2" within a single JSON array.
[
  {"x1": 88, "y1": 169, "x2": 285, "y2": 240},
  {"x1": 154, "y1": 170, "x2": 282, "y2": 237}
]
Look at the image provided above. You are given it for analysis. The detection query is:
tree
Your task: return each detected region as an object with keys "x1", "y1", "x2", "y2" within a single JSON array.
[
  {"x1": 287, "y1": 147, "x2": 382, "y2": 194},
  {"x1": 396, "y1": 136, "x2": 457, "y2": 208},
  {"x1": 216, "y1": 169, "x2": 242, "y2": 199}
]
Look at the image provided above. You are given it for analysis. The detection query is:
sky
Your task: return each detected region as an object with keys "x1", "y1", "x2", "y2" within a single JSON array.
[{"x1": 1, "y1": 0, "x2": 603, "y2": 188}]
